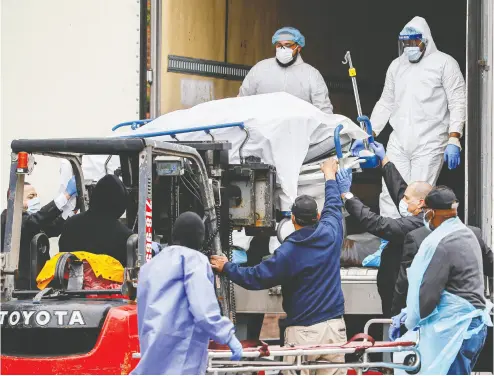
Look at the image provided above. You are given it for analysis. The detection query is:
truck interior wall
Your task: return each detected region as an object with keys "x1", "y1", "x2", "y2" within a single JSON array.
[
  {"x1": 159, "y1": 0, "x2": 281, "y2": 113},
  {"x1": 159, "y1": 0, "x2": 236, "y2": 113}
]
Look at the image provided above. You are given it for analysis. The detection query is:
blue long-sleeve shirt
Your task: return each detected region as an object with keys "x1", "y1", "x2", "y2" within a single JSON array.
[{"x1": 224, "y1": 180, "x2": 345, "y2": 327}]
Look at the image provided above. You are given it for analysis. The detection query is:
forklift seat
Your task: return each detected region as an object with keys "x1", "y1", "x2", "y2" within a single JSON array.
[
  {"x1": 27, "y1": 233, "x2": 51, "y2": 290},
  {"x1": 37, "y1": 251, "x2": 124, "y2": 290}
]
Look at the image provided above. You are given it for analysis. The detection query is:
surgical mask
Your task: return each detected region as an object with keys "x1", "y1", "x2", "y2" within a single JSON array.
[
  {"x1": 26, "y1": 197, "x2": 41, "y2": 214},
  {"x1": 276, "y1": 47, "x2": 294, "y2": 64},
  {"x1": 399, "y1": 199, "x2": 413, "y2": 217},
  {"x1": 423, "y1": 210, "x2": 434, "y2": 231},
  {"x1": 404, "y1": 46, "x2": 422, "y2": 62}
]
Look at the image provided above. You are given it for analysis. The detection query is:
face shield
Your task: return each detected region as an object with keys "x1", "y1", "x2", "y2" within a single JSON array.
[{"x1": 398, "y1": 33, "x2": 423, "y2": 56}]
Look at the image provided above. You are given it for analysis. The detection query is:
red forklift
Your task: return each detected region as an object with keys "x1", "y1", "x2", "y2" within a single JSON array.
[
  {"x1": 1, "y1": 131, "x2": 256, "y2": 374},
  {"x1": 1, "y1": 127, "x2": 421, "y2": 375}
]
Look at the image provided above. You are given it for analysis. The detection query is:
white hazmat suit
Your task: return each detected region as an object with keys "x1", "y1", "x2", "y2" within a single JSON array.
[
  {"x1": 238, "y1": 56, "x2": 334, "y2": 115},
  {"x1": 370, "y1": 17, "x2": 466, "y2": 218}
]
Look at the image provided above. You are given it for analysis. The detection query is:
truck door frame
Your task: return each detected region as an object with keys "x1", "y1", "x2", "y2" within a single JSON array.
[{"x1": 466, "y1": 0, "x2": 483, "y2": 228}]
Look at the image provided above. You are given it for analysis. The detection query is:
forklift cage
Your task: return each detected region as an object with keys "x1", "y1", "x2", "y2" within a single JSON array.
[{"x1": 1, "y1": 137, "x2": 222, "y2": 300}]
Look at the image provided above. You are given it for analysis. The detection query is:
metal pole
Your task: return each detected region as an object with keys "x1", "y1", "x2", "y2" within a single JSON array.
[
  {"x1": 149, "y1": 0, "x2": 162, "y2": 118},
  {"x1": 342, "y1": 51, "x2": 369, "y2": 149}
]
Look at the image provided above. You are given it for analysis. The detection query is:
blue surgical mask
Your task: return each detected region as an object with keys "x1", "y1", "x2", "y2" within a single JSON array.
[
  {"x1": 423, "y1": 210, "x2": 434, "y2": 231},
  {"x1": 404, "y1": 46, "x2": 422, "y2": 62},
  {"x1": 399, "y1": 199, "x2": 412, "y2": 217},
  {"x1": 26, "y1": 197, "x2": 41, "y2": 214}
]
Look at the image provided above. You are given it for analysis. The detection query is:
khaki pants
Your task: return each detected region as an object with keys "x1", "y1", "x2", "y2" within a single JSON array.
[{"x1": 283, "y1": 317, "x2": 348, "y2": 375}]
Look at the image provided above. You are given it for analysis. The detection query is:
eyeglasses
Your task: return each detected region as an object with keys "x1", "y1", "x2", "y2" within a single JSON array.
[{"x1": 275, "y1": 42, "x2": 297, "y2": 49}]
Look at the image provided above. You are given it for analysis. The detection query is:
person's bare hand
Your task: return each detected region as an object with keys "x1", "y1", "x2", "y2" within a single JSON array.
[
  {"x1": 320, "y1": 158, "x2": 339, "y2": 180},
  {"x1": 210, "y1": 255, "x2": 229, "y2": 273}
]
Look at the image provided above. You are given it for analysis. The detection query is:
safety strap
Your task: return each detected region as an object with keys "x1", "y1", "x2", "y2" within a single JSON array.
[
  {"x1": 208, "y1": 333, "x2": 416, "y2": 358},
  {"x1": 209, "y1": 339, "x2": 270, "y2": 356},
  {"x1": 342, "y1": 333, "x2": 375, "y2": 347}
]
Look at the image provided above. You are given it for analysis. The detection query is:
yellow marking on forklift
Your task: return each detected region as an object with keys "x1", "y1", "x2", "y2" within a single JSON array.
[{"x1": 349, "y1": 68, "x2": 356, "y2": 77}]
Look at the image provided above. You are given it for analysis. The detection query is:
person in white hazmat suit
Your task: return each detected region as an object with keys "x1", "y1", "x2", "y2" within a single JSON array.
[
  {"x1": 238, "y1": 27, "x2": 334, "y2": 115},
  {"x1": 352, "y1": 17, "x2": 465, "y2": 221}
]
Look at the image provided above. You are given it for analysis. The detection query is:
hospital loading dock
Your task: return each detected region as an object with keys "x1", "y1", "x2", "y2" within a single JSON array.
[{"x1": 146, "y1": 0, "x2": 492, "y2": 370}]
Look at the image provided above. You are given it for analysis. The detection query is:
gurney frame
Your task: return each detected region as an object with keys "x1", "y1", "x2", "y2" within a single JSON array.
[{"x1": 206, "y1": 319, "x2": 421, "y2": 375}]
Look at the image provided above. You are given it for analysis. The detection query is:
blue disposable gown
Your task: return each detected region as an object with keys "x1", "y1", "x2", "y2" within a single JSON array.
[
  {"x1": 397, "y1": 217, "x2": 493, "y2": 374},
  {"x1": 131, "y1": 246, "x2": 235, "y2": 375}
]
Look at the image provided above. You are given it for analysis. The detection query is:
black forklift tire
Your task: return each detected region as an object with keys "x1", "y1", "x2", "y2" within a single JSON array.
[{"x1": 404, "y1": 354, "x2": 421, "y2": 375}]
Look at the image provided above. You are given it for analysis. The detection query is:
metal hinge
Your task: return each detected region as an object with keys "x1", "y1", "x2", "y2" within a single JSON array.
[
  {"x1": 478, "y1": 59, "x2": 490, "y2": 71},
  {"x1": 147, "y1": 70, "x2": 153, "y2": 84}
]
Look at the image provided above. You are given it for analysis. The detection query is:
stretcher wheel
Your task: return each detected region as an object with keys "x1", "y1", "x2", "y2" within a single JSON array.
[{"x1": 404, "y1": 354, "x2": 420, "y2": 375}]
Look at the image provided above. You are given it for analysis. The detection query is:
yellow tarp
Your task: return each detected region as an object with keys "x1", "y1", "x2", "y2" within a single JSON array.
[{"x1": 36, "y1": 251, "x2": 124, "y2": 290}]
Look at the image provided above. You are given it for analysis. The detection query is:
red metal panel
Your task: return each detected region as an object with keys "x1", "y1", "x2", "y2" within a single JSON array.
[{"x1": 1, "y1": 304, "x2": 140, "y2": 375}]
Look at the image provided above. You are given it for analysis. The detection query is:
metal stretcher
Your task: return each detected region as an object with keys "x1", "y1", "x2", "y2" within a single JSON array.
[{"x1": 206, "y1": 319, "x2": 421, "y2": 375}]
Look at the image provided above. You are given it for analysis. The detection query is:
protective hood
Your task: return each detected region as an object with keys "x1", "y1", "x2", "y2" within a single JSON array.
[
  {"x1": 89, "y1": 174, "x2": 127, "y2": 219},
  {"x1": 172, "y1": 211, "x2": 205, "y2": 250},
  {"x1": 402, "y1": 16, "x2": 437, "y2": 59}
]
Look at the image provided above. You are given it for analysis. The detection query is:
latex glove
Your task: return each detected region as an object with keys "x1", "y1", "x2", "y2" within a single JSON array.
[
  {"x1": 389, "y1": 310, "x2": 407, "y2": 341},
  {"x1": 227, "y1": 335, "x2": 243, "y2": 361},
  {"x1": 232, "y1": 249, "x2": 248, "y2": 265},
  {"x1": 388, "y1": 324, "x2": 401, "y2": 342},
  {"x1": 151, "y1": 242, "x2": 162, "y2": 257},
  {"x1": 336, "y1": 168, "x2": 352, "y2": 194},
  {"x1": 350, "y1": 139, "x2": 365, "y2": 157},
  {"x1": 369, "y1": 141, "x2": 386, "y2": 160},
  {"x1": 361, "y1": 240, "x2": 387, "y2": 267},
  {"x1": 444, "y1": 144, "x2": 461, "y2": 170},
  {"x1": 65, "y1": 176, "x2": 78, "y2": 197}
]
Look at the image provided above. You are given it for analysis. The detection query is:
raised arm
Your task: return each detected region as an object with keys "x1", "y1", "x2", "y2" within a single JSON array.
[
  {"x1": 319, "y1": 158, "x2": 342, "y2": 232},
  {"x1": 382, "y1": 160, "x2": 408, "y2": 209}
]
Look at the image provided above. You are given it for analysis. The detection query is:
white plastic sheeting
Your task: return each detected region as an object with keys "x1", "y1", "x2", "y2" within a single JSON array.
[{"x1": 83, "y1": 92, "x2": 367, "y2": 206}]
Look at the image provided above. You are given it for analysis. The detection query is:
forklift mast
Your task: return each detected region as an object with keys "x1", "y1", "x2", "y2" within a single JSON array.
[{"x1": 1, "y1": 136, "x2": 278, "y2": 325}]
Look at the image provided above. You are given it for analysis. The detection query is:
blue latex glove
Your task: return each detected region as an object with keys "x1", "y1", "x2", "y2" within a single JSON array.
[
  {"x1": 350, "y1": 139, "x2": 365, "y2": 157},
  {"x1": 389, "y1": 310, "x2": 407, "y2": 341},
  {"x1": 227, "y1": 335, "x2": 243, "y2": 361},
  {"x1": 336, "y1": 168, "x2": 352, "y2": 194},
  {"x1": 389, "y1": 324, "x2": 401, "y2": 342},
  {"x1": 362, "y1": 252, "x2": 381, "y2": 267},
  {"x1": 369, "y1": 141, "x2": 386, "y2": 161},
  {"x1": 65, "y1": 176, "x2": 78, "y2": 197},
  {"x1": 232, "y1": 249, "x2": 248, "y2": 265},
  {"x1": 444, "y1": 144, "x2": 461, "y2": 170},
  {"x1": 151, "y1": 242, "x2": 162, "y2": 257}
]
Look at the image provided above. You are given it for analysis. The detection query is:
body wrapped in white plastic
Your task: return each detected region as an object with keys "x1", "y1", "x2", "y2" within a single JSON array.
[{"x1": 82, "y1": 92, "x2": 367, "y2": 212}]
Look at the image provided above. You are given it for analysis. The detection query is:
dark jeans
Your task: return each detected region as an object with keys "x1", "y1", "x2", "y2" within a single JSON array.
[{"x1": 447, "y1": 316, "x2": 488, "y2": 375}]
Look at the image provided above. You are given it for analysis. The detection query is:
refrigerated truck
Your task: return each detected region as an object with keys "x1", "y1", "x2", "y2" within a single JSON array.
[
  {"x1": 146, "y1": 0, "x2": 493, "y2": 312},
  {"x1": 145, "y1": 0, "x2": 493, "y2": 368},
  {"x1": 1, "y1": 0, "x2": 492, "y2": 370}
]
